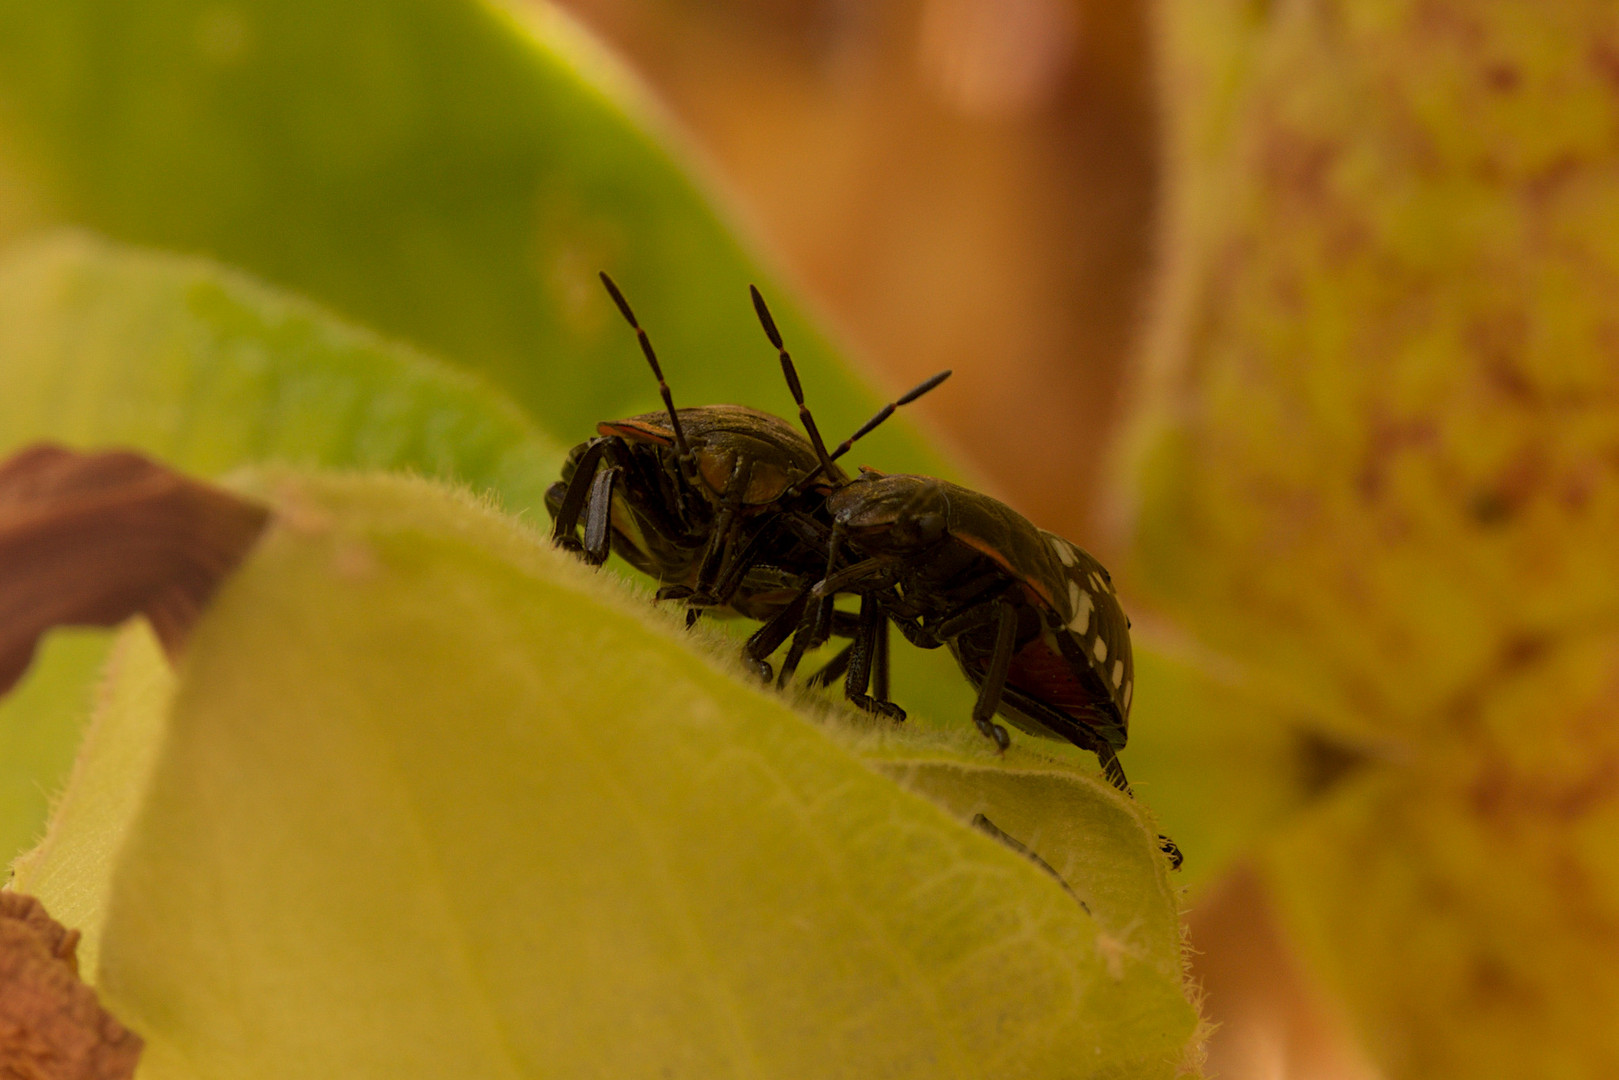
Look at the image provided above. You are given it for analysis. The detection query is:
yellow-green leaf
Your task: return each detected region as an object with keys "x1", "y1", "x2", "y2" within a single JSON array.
[
  {"x1": 1131, "y1": 1, "x2": 1619, "y2": 1075},
  {"x1": 18, "y1": 470, "x2": 1199, "y2": 1078},
  {"x1": 0, "y1": 629, "x2": 115, "y2": 867},
  {"x1": 0, "y1": 229, "x2": 565, "y2": 866},
  {"x1": 0, "y1": 230, "x2": 563, "y2": 506},
  {"x1": 9, "y1": 623, "x2": 173, "y2": 978}
]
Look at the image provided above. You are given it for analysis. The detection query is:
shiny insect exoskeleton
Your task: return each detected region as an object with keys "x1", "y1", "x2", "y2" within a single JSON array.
[
  {"x1": 780, "y1": 468, "x2": 1181, "y2": 868},
  {"x1": 547, "y1": 274, "x2": 946, "y2": 686},
  {"x1": 732, "y1": 296, "x2": 1134, "y2": 772},
  {"x1": 801, "y1": 471, "x2": 1133, "y2": 765}
]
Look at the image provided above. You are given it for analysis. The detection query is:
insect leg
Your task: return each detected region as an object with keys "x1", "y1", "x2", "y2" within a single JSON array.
[
  {"x1": 775, "y1": 611, "x2": 816, "y2": 687},
  {"x1": 809, "y1": 556, "x2": 903, "y2": 646},
  {"x1": 799, "y1": 521, "x2": 847, "y2": 656},
  {"x1": 969, "y1": 600, "x2": 1017, "y2": 751},
  {"x1": 971, "y1": 813, "x2": 1088, "y2": 912},
  {"x1": 690, "y1": 458, "x2": 752, "y2": 608},
  {"x1": 1089, "y1": 727, "x2": 1183, "y2": 870},
  {"x1": 776, "y1": 586, "x2": 854, "y2": 689},
  {"x1": 843, "y1": 593, "x2": 904, "y2": 720},
  {"x1": 784, "y1": 612, "x2": 867, "y2": 689},
  {"x1": 580, "y1": 465, "x2": 621, "y2": 565},
  {"x1": 871, "y1": 602, "x2": 892, "y2": 704},
  {"x1": 888, "y1": 613, "x2": 943, "y2": 650},
  {"x1": 812, "y1": 556, "x2": 901, "y2": 599},
  {"x1": 932, "y1": 600, "x2": 1008, "y2": 640},
  {"x1": 548, "y1": 437, "x2": 615, "y2": 553},
  {"x1": 1092, "y1": 741, "x2": 1132, "y2": 795},
  {"x1": 843, "y1": 596, "x2": 873, "y2": 697},
  {"x1": 742, "y1": 585, "x2": 812, "y2": 681},
  {"x1": 779, "y1": 523, "x2": 865, "y2": 686},
  {"x1": 805, "y1": 644, "x2": 852, "y2": 689},
  {"x1": 706, "y1": 524, "x2": 771, "y2": 607}
]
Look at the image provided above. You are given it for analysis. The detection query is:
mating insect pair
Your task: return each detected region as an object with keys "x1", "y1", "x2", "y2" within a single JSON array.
[{"x1": 547, "y1": 274, "x2": 1179, "y2": 868}]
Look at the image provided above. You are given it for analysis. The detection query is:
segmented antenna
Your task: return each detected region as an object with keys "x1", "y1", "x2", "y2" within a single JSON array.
[
  {"x1": 749, "y1": 282, "x2": 950, "y2": 494},
  {"x1": 750, "y1": 285, "x2": 839, "y2": 483},
  {"x1": 828, "y1": 370, "x2": 951, "y2": 463},
  {"x1": 788, "y1": 369, "x2": 952, "y2": 493},
  {"x1": 600, "y1": 272, "x2": 695, "y2": 481}
]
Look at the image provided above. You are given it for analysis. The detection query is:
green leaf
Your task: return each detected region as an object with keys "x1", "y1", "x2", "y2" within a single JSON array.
[
  {"x1": 0, "y1": 230, "x2": 563, "y2": 505},
  {"x1": 0, "y1": 628, "x2": 115, "y2": 866},
  {"x1": 0, "y1": 229, "x2": 563, "y2": 867},
  {"x1": 16, "y1": 470, "x2": 1199, "y2": 1078},
  {"x1": 0, "y1": 0, "x2": 980, "y2": 854},
  {"x1": 9, "y1": 623, "x2": 172, "y2": 978},
  {"x1": 0, "y1": 0, "x2": 948, "y2": 479}
]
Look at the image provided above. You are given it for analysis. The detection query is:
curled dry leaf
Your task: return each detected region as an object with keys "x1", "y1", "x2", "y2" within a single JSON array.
[
  {"x1": 0, "y1": 891, "x2": 142, "y2": 1080},
  {"x1": 0, "y1": 443, "x2": 270, "y2": 697}
]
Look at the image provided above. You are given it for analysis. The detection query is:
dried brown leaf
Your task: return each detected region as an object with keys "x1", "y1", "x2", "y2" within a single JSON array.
[
  {"x1": 0, "y1": 891, "x2": 141, "y2": 1080},
  {"x1": 0, "y1": 443, "x2": 269, "y2": 696}
]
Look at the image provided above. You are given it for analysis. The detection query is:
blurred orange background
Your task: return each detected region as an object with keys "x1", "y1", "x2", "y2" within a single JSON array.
[{"x1": 548, "y1": 2, "x2": 1375, "y2": 1077}]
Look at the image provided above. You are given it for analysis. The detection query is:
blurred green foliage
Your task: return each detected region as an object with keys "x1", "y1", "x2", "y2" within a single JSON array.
[
  {"x1": 0, "y1": 0, "x2": 943, "y2": 476},
  {"x1": 13, "y1": 473, "x2": 1197, "y2": 1079},
  {"x1": 0, "y1": 1, "x2": 1197, "y2": 1075}
]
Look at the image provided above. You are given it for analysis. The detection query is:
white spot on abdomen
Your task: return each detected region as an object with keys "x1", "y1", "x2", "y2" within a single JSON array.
[
  {"x1": 1066, "y1": 581, "x2": 1092, "y2": 633},
  {"x1": 1049, "y1": 535, "x2": 1077, "y2": 566},
  {"x1": 1111, "y1": 660, "x2": 1123, "y2": 688},
  {"x1": 1091, "y1": 636, "x2": 1108, "y2": 663}
]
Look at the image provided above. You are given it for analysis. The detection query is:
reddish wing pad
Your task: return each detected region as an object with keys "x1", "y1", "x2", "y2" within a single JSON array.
[{"x1": 1006, "y1": 639, "x2": 1110, "y2": 716}]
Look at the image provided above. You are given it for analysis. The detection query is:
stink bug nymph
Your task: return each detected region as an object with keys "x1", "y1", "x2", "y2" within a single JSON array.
[{"x1": 782, "y1": 470, "x2": 1179, "y2": 867}]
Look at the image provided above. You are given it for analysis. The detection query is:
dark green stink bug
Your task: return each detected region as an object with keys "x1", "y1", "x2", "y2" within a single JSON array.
[
  {"x1": 782, "y1": 472, "x2": 1179, "y2": 868},
  {"x1": 546, "y1": 274, "x2": 947, "y2": 685}
]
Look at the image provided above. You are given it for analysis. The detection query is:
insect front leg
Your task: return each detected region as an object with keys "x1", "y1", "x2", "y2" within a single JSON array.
[
  {"x1": 548, "y1": 437, "x2": 617, "y2": 555},
  {"x1": 774, "y1": 594, "x2": 864, "y2": 687},
  {"x1": 580, "y1": 465, "x2": 621, "y2": 566},
  {"x1": 932, "y1": 597, "x2": 1011, "y2": 640},
  {"x1": 806, "y1": 556, "x2": 901, "y2": 648},
  {"x1": 775, "y1": 602, "x2": 820, "y2": 688},
  {"x1": 777, "y1": 523, "x2": 861, "y2": 685}
]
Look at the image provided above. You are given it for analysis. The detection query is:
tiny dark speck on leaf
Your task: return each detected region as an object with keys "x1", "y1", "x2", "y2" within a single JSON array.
[{"x1": 0, "y1": 443, "x2": 270, "y2": 698}]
